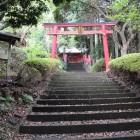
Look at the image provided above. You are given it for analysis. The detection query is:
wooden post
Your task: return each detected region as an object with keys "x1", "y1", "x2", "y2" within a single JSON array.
[
  {"x1": 6, "y1": 43, "x2": 11, "y2": 80},
  {"x1": 102, "y1": 25, "x2": 110, "y2": 71},
  {"x1": 51, "y1": 26, "x2": 58, "y2": 58},
  {"x1": 78, "y1": 26, "x2": 83, "y2": 34}
]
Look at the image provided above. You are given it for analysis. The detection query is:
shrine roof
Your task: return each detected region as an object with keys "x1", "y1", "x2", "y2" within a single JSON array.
[
  {"x1": 0, "y1": 32, "x2": 20, "y2": 45},
  {"x1": 58, "y1": 47, "x2": 86, "y2": 54}
]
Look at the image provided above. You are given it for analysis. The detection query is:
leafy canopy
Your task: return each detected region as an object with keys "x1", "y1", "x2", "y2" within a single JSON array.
[
  {"x1": 109, "y1": 0, "x2": 140, "y2": 30},
  {"x1": 0, "y1": 0, "x2": 47, "y2": 28},
  {"x1": 53, "y1": 0, "x2": 73, "y2": 6}
]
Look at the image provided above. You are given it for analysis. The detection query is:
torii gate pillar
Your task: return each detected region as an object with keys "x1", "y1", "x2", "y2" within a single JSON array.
[
  {"x1": 51, "y1": 26, "x2": 58, "y2": 58},
  {"x1": 102, "y1": 25, "x2": 110, "y2": 71}
]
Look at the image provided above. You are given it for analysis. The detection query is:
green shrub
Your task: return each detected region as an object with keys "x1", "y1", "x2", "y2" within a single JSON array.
[
  {"x1": 21, "y1": 94, "x2": 33, "y2": 103},
  {"x1": 58, "y1": 58, "x2": 67, "y2": 70},
  {"x1": 109, "y1": 53, "x2": 140, "y2": 72},
  {"x1": 0, "y1": 95, "x2": 14, "y2": 111},
  {"x1": 24, "y1": 46, "x2": 50, "y2": 58},
  {"x1": 91, "y1": 58, "x2": 105, "y2": 72},
  {"x1": 23, "y1": 58, "x2": 60, "y2": 74}
]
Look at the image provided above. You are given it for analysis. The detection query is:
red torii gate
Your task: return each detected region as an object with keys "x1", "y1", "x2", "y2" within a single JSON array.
[{"x1": 43, "y1": 22, "x2": 116, "y2": 71}]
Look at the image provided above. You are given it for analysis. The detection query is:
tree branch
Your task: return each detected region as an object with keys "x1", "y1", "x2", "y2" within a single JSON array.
[
  {"x1": 0, "y1": 12, "x2": 5, "y2": 21},
  {"x1": 112, "y1": 30, "x2": 122, "y2": 49},
  {"x1": 0, "y1": 0, "x2": 8, "y2": 6},
  {"x1": 114, "y1": 25, "x2": 121, "y2": 34},
  {"x1": 0, "y1": 22, "x2": 8, "y2": 30},
  {"x1": 79, "y1": 0, "x2": 107, "y2": 18},
  {"x1": 126, "y1": 33, "x2": 135, "y2": 46},
  {"x1": 20, "y1": 26, "x2": 32, "y2": 43},
  {"x1": 122, "y1": 22, "x2": 129, "y2": 33},
  {"x1": 91, "y1": 1, "x2": 107, "y2": 18}
]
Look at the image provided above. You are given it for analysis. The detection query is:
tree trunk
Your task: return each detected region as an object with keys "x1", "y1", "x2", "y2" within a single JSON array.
[
  {"x1": 138, "y1": 32, "x2": 140, "y2": 52},
  {"x1": 115, "y1": 43, "x2": 119, "y2": 58},
  {"x1": 94, "y1": 34, "x2": 98, "y2": 61},
  {"x1": 0, "y1": 23, "x2": 8, "y2": 30},
  {"x1": 119, "y1": 34, "x2": 128, "y2": 56},
  {"x1": 121, "y1": 44, "x2": 128, "y2": 56},
  {"x1": 110, "y1": 37, "x2": 115, "y2": 59},
  {"x1": 90, "y1": 35, "x2": 94, "y2": 51},
  {"x1": 94, "y1": 15, "x2": 98, "y2": 62},
  {"x1": 0, "y1": 0, "x2": 8, "y2": 6},
  {"x1": 112, "y1": 31, "x2": 119, "y2": 58},
  {"x1": 115, "y1": 23, "x2": 135, "y2": 56},
  {"x1": 95, "y1": 34, "x2": 98, "y2": 46},
  {"x1": 90, "y1": 35, "x2": 96, "y2": 64}
]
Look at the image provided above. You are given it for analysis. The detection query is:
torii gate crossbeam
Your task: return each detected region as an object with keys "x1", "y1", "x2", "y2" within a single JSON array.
[{"x1": 43, "y1": 22, "x2": 116, "y2": 71}]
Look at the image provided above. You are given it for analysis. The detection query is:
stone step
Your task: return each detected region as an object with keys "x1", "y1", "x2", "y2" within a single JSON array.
[
  {"x1": 48, "y1": 86, "x2": 125, "y2": 90},
  {"x1": 51, "y1": 79, "x2": 112, "y2": 82},
  {"x1": 52, "y1": 76, "x2": 107, "y2": 79},
  {"x1": 52, "y1": 76, "x2": 107, "y2": 80},
  {"x1": 46, "y1": 89, "x2": 130, "y2": 94},
  {"x1": 19, "y1": 121, "x2": 140, "y2": 134},
  {"x1": 27, "y1": 110, "x2": 140, "y2": 122},
  {"x1": 50, "y1": 80, "x2": 116, "y2": 83},
  {"x1": 36, "y1": 97, "x2": 140, "y2": 105},
  {"x1": 18, "y1": 133, "x2": 140, "y2": 140},
  {"x1": 54, "y1": 72, "x2": 106, "y2": 74},
  {"x1": 51, "y1": 80, "x2": 112, "y2": 82},
  {"x1": 32, "y1": 102, "x2": 140, "y2": 113},
  {"x1": 49, "y1": 83, "x2": 119, "y2": 86},
  {"x1": 49, "y1": 82, "x2": 117, "y2": 86},
  {"x1": 51, "y1": 76, "x2": 110, "y2": 79},
  {"x1": 48, "y1": 85, "x2": 122, "y2": 88},
  {"x1": 40, "y1": 93, "x2": 135, "y2": 99},
  {"x1": 84, "y1": 135, "x2": 140, "y2": 140},
  {"x1": 24, "y1": 118, "x2": 140, "y2": 126}
]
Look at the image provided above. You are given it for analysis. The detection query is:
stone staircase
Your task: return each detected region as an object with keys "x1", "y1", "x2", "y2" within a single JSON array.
[
  {"x1": 67, "y1": 63, "x2": 85, "y2": 72},
  {"x1": 19, "y1": 71, "x2": 140, "y2": 140}
]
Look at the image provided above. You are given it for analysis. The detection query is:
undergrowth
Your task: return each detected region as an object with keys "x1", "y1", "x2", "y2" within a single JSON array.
[{"x1": 91, "y1": 58, "x2": 105, "y2": 72}]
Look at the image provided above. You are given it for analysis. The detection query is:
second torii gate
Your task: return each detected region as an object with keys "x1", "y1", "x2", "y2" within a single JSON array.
[{"x1": 43, "y1": 22, "x2": 116, "y2": 71}]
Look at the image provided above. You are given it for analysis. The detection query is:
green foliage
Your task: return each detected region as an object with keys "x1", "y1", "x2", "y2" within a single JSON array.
[
  {"x1": 109, "y1": 0, "x2": 140, "y2": 30},
  {"x1": 53, "y1": 0, "x2": 79, "y2": 23},
  {"x1": 90, "y1": 43, "x2": 103, "y2": 59},
  {"x1": 0, "y1": 0, "x2": 47, "y2": 29},
  {"x1": 24, "y1": 46, "x2": 50, "y2": 59},
  {"x1": 21, "y1": 94, "x2": 33, "y2": 103},
  {"x1": 53, "y1": 0, "x2": 73, "y2": 6},
  {"x1": 91, "y1": 58, "x2": 105, "y2": 72},
  {"x1": 27, "y1": 24, "x2": 46, "y2": 47},
  {"x1": 11, "y1": 47, "x2": 28, "y2": 58},
  {"x1": 109, "y1": 53, "x2": 140, "y2": 72},
  {"x1": 0, "y1": 95, "x2": 14, "y2": 111},
  {"x1": 23, "y1": 58, "x2": 60, "y2": 73},
  {"x1": 58, "y1": 59, "x2": 67, "y2": 70},
  {"x1": 74, "y1": 35, "x2": 87, "y2": 48}
]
